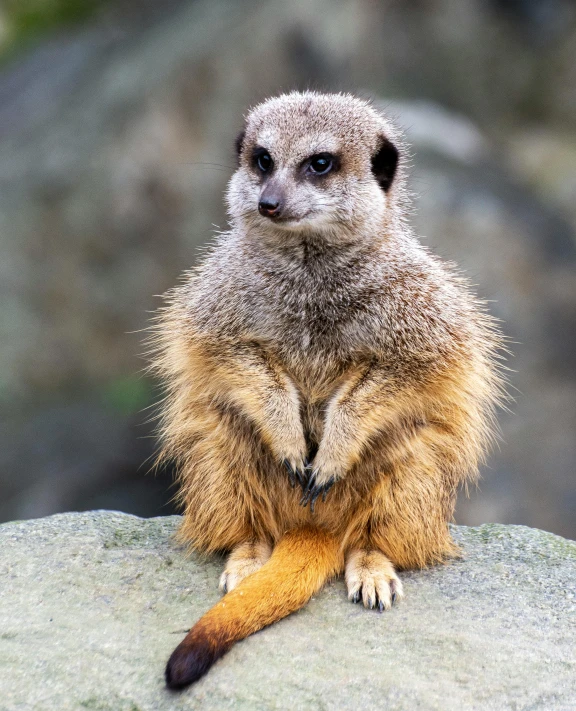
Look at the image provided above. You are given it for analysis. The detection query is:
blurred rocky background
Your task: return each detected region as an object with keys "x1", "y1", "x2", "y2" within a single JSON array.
[{"x1": 0, "y1": 0, "x2": 574, "y2": 537}]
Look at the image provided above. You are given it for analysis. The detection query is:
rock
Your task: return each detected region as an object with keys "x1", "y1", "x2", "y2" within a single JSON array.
[{"x1": 0, "y1": 511, "x2": 574, "y2": 710}]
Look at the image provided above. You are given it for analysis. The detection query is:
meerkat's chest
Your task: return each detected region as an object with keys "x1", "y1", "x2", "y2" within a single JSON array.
[
  {"x1": 253, "y1": 287, "x2": 363, "y2": 353},
  {"x1": 243, "y1": 282, "x2": 380, "y2": 394}
]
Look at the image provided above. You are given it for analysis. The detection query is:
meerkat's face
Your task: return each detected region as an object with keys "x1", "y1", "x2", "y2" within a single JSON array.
[{"x1": 226, "y1": 92, "x2": 403, "y2": 241}]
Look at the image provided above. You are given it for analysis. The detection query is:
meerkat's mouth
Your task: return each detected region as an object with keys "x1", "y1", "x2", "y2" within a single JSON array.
[{"x1": 260, "y1": 210, "x2": 330, "y2": 231}]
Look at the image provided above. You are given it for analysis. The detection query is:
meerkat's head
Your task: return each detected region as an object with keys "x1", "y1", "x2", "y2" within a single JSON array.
[{"x1": 226, "y1": 92, "x2": 407, "y2": 244}]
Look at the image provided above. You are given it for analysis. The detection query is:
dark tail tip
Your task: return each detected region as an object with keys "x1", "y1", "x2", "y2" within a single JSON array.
[{"x1": 165, "y1": 634, "x2": 227, "y2": 690}]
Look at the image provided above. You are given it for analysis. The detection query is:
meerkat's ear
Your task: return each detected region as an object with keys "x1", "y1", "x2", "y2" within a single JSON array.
[
  {"x1": 235, "y1": 130, "x2": 246, "y2": 165},
  {"x1": 371, "y1": 137, "x2": 399, "y2": 192}
]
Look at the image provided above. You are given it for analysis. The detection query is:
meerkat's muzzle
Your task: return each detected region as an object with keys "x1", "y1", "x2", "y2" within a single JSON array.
[
  {"x1": 258, "y1": 182, "x2": 285, "y2": 218},
  {"x1": 258, "y1": 198, "x2": 281, "y2": 218}
]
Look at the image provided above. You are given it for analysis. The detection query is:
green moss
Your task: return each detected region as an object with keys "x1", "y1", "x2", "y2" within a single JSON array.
[
  {"x1": 103, "y1": 525, "x2": 151, "y2": 549},
  {"x1": 101, "y1": 376, "x2": 154, "y2": 415},
  {"x1": 1, "y1": 0, "x2": 107, "y2": 59},
  {"x1": 465, "y1": 523, "x2": 576, "y2": 559}
]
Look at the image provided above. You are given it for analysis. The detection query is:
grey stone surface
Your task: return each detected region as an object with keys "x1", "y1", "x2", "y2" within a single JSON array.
[{"x1": 0, "y1": 511, "x2": 574, "y2": 711}]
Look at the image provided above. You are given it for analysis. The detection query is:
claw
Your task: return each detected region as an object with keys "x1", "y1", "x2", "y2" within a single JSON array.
[
  {"x1": 309, "y1": 487, "x2": 322, "y2": 514},
  {"x1": 284, "y1": 459, "x2": 311, "y2": 491},
  {"x1": 321, "y1": 477, "x2": 335, "y2": 502},
  {"x1": 300, "y1": 472, "x2": 336, "y2": 510},
  {"x1": 391, "y1": 592, "x2": 397, "y2": 605},
  {"x1": 351, "y1": 591, "x2": 360, "y2": 604},
  {"x1": 378, "y1": 600, "x2": 384, "y2": 613},
  {"x1": 283, "y1": 460, "x2": 296, "y2": 488},
  {"x1": 296, "y1": 467, "x2": 308, "y2": 491},
  {"x1": 300, "y1": 471, "x2": 315, "y2": 506}
]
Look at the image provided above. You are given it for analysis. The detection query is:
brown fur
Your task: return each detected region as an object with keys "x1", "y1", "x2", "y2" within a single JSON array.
[{"x1": 149, "y1": 92, "x2": 505, "y2": 689}]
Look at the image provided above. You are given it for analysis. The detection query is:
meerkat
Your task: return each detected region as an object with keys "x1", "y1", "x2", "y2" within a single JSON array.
[{"x1": 150, "y1": 91, "x2": 504, "y2": 689}]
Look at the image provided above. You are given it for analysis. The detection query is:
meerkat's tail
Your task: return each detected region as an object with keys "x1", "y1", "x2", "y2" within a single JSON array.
[{"x1": 165, "y1": 527, "x2": 342, "y2": 689}]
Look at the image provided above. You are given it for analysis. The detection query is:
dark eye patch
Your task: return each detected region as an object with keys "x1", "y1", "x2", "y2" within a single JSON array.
[
  {"x1": 252, "y1": 146, "x2": 273, "y2": 174},
  {"x1": 304, "y1": 152, "x2": 339, "y2": 177}
]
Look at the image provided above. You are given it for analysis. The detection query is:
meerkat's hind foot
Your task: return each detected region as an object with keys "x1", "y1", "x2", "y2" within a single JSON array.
[
  {"x1": 345, "y1": 550, "x2": 404, "y2": 611},
  {"x1": 218, "y1": 540, "x2": 272, "y2": 593}
]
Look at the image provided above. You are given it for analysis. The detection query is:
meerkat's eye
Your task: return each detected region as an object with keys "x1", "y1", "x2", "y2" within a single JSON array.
[
  {"x1": 307, "y1": 153, "x2": 335, "y2": 176},
  {"x1": 254, "y1": 149, "x2": 273, "y2": 174}
]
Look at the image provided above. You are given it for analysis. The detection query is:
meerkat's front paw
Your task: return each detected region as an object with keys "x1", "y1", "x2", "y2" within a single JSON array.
[
  {"x1": 345, "y1": 550, "x2": 404, "y2": 611},
  {"x1": 299, "y1": 443, "x2": 347, "y2": 511},
  {"x1": 299, "y1": 470, "x2": 336, "y2": 512},
  {"x1": 274, "y1": 428, "x2": 309, "y2": 491},
  {"x1": 299, "y1": 450, "x2": 344, "y2": 511},
  {"x1": 219, "y1": 540, "x2": 272, "y2": 593},
  {"x1": 283, "y1": 458, "x2": 310, "y2": 491}
]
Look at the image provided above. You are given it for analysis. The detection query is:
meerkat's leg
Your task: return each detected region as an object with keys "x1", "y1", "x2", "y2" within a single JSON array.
[
  {"x1": 345, "y1": 549, "x2": 404, "y2": 611},
  {"x1": 219, "y1": 540, "x2": 272, "y2": 593},
  {"x1": 302, "y1": 364, "x2": 411, "y2": 506},
  {"x1": 204, "y1": 341, "x2": 309, "y2": 486},
  {"x1": 365, "y1": 436, "x2": 469, "y2": 571}
]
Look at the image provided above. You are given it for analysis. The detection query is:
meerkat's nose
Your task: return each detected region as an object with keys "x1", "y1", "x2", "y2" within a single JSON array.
[{"x1": 258, "y1": 198, "x2": 281, "y2": 217}]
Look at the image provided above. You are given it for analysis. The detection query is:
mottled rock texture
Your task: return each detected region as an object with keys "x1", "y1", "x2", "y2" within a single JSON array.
[{"x1": 0, "y1": 511, "x2": 574, "y2": 710}]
